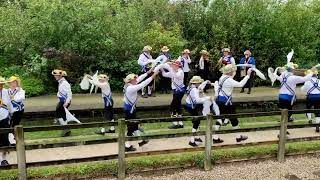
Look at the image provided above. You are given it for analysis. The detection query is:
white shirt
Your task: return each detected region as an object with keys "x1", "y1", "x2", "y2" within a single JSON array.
[
  {"x1": 57, "y1": 78, "x2": 72, "y2": 104},
  {"x1": 123, "y1": 73, "x2": 153, "y2": 108},
  {"x1": 0, "y1": 89, "x2": 13, "y2": 120},
  {"x1": 8, "y1": 87, "x2": 25, "y2": 112},
  {"x1": 162, "y1": 64, "x2": 185, "y2": 90},
  {"x1": 178, "y1": 55, "x2": 191, "y2": 72},
  {"x1": 217, "y1": 74, "x2": 250, "y2": 97},
  {"x1": 186, "y1": 82, "x2": 211, "y2": 105},
  {"x1": 301, "y1": 76, "x2": 320, "y2": 95},
  {"x1": 88, "y1": 79, "x2": 111, "y2": 97},
  {"x1": 276, "y1": 71, "x2": 311, "y2": 96},
  {"x1": 155, "y1": 54, "x2": 169, "y2": 64},
  {"x1": 137, "y1": 53, "x2": 153, "y2": 67}
]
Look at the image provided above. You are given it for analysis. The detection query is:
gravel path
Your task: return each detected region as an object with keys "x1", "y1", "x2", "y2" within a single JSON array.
[{"x1": 126, "y1": 154, "x2": 320, "y2": 180}]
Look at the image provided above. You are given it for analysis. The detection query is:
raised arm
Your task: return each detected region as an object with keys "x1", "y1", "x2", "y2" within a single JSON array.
[
  {"x1": 227, "y1": 75, "x2": 250, "y2": 88},
  {"x1": 198, "y1": 80, "x2": 210, "y2": 91},
  {"x1": 136, "y1": 73, "x2": 149, "y2": 83},
  {"x1": 293, "y1": 74, "x2": 312, "y2": 84}
]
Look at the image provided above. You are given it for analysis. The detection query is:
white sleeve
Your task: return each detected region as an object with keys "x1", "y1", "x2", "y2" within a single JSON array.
[
  {"x1": 198, "y1": 80, "x2": 210, "y2": 91},
  {"x1": 14, "y1": 89, "x2": 25, "y2": 102},
  {"x1": 170, "y1": 69, "x2": 183, "y2": 80},
  {"x1": 127, "y1": 77, "x2": 153, "y2": 92},
  {"x1": 293, "y1": 74, "x2": 312, "y2": 84},
  {"x1": 231, "y1": 57, "x2": 236, "y2": 65},
  {"x1": 138, "y1": 54, "x2": 152, "y2": 66},
  {"x1": 227, "y1": 75, "x2": 250, "y2": 88},
  {"x1": 301, "y1": 82, "x2": 309, "y2": 94},
  {"x1": 64, "y1": 82, "x2": 72, "y2": 104},
  {"x1": 137, "y1": 73, "x2": 148, "y2": 83},
  {"x1": 187, "y1": 57, "x2": 191, "y2": 64},
  {"x1": 4, "y1": 92, "x2": 13, "y2": 114},
  {"x1": 193, "y1": 89, "x2": 210, "y2": 104}
]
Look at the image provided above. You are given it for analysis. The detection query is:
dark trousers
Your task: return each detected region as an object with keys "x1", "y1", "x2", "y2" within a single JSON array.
[
  {"x1": 278, "y1": 99, "x2": 293, "y2": 120},
  {"x1": 185, "y1": 105, "x2": 200, "y2": 129},
  {"x1": 10, "y1": 110, "x2": 24, "y2": 127},
  {"x1": 104, "y1": 105, "x2": 114, "y2": 121},
  {"x1": 140, "y1": 72, "x2": 154, "y2": 95},
  {"x1": 170, "y1": 91, "x2": 185, "y2": 115},
  {"x1": 306, "y1": 97, "x2": 320, "y2": 117},
  {"x1": 242, "y1": 73, "x2": 255, "y2": 91},
  {"x1": 0, "y1": 118, "x2": 10, "y2": 147},
  {"x1": 159, "y1": 74, "x2": 170, "y2": 93},
  {"x1": 184, "y1": 72, "x2": 189, "y2": 87},
  {"x1": 216, "y1": 101, "x2": 238, "y2": 127},
  {"x1": 125, "y1": 110, "x2": 139, "y2": 136},
  {"x1": 55, "y1": 101, "x2": 70, "y2": 121}
]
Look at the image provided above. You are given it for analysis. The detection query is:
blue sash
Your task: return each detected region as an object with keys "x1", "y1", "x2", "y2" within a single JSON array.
[
  {"x1": 307, "y1": 79, "x2": 320, "y2": 95},
  {"x1": 217, "y1": 76, "x2": 232, "y2": 105},
  {"x1": 280, "y1": 74, "x2": 296, "y2": 105},
  {"x1": 103, "y1": 93, "x2": 113, "y2": 107},
  {"x1": 123, "y1": 86, "x2": 137, "y2": 113},
  {"x1": 9, "y1": 89, "x2": 24, "y2": 111},
  {"x1": 186, "y1": 87, "x2": 196, "y2": 109}
]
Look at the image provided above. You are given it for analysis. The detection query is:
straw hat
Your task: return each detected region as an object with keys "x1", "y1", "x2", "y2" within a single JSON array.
[
  {"x1": 0, "y1": 77, "x2": 6, "y2": 84},
  {"x1": 220, "y1": 64, "x2": 237, "y2": 74},
  {"x1": 222, "y1": 48, "x2": 231, "y2": 53},
  {"x1": 190, "y1": 76, "x2": 204, "y2": 84},
  {"x1": 182, "y1": 49, "x2": 191, "y2": 54},
  {"x1": 124, "y1": 73, "x2": 138, "y2": 83},
  {"x1": 284, "y1": 62, "x2": 298, "y2": 70},
  {"x1": 244, "y1": 50, "x2": 251, "y2": 56},
  {"x1": 98, "y1": 74, "x2": 109, "y2": 80},
  {"x1": 161, "y1": 46, "x2": 170, "y2": 52},
  {"x1": 7, "y1": 76, "x2": 21, "y2": 86},
  {"x1": 171, "y1": 60, "x2": 182, "y2": 67},
  {"x1": 143, "y1": 45, "x2": 152, "y2": 52},
  {"x1": 52, "y1": 69, "x2": 67, "y2": 76},
  {"x1": 200, "y1": 50, "x2": 209, "y2": 56}
]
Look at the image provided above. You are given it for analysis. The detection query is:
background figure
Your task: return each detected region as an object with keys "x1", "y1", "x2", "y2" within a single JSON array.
[
  {"x1": 178, "y1": 49, "x2": 191, "y2": 86},
  {"x1": 239, "y1": 50, "x2": 256, "y2": 94},
  {"x1": 155, "y1": 46, "x2": 171, "y2": 94},
  {"x1": 7, "y1": 76, "x2": 25, "y2": 128},
  {"x1": 218, "y1": 48, "x2": 236, "y2": 66},
  {"x1": 197, "y1": 50, "x2": 210, "y2": 92},
  {"x1": 137, "y1": 45, "x2": 154, "y2": 98}
]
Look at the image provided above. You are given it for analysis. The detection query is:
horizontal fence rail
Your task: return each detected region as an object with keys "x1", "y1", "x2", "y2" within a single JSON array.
[{"x1": 1, "y1": 108, "x2": 320, "y2": 180}]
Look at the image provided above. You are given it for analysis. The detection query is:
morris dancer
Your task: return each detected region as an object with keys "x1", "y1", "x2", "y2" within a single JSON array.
[
  {"x1": 161, "y1": 60, "x2": 185, "y2": 129},
  {"x1": 123, "y1": 68, "x2": 159, "y2": 152},
  {"x1": 218, "y1": 48, "x2": 235, "y2": 66},
  {"x1": 86, "y1": 74, "x2": 115, "y2": 135},
  {"x1": 239, "y1": 50, "x2": 256, "y2": 94},
  {"x1": 7, "y1": 76, "x2": 25, "y2": 128},
  {"x1": 214, "y1": 64, "x2": 251, "y2": 143},
  {"x1": 301, "y1": 67, "x2": 320, "y2": 131},
  {"x1": 137, "y1": 45, "x2": 154, "y2": 98},
  {"x1": 156, "y1": 46, "x2": 171, "y2": 94},
  {"x1": 0, "y1": 77, "x2": 12, "y2": 166},
  {"x1": 274, "y1": 63, "x2": 312, "y2": 122},
  {"x1": 178, "y1": 49, "x2": 191, "y2": 86},
  {"x1": 185, "y1": 76, "x2": 219, "y2": 147},
  {"x1": 52, "y1": 69, "x2": 73, "y2": 137}
]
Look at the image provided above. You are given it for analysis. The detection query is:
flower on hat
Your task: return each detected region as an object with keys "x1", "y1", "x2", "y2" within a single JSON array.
[
  {"x1": 190, "y1": 76, "x2": 204, "y2": 84},
  {"x1": 220, "y1": 64, "x2": 237, "y2": 74},
  {"x1": 182, "y1": 49, "x2": 191, "y2": 54},
  {"x1": 143, "y1": 45, "x2": 152, "y2": 52},
  {"x1": 124, "y1": 73, "x2": 138, "y2": 83},
  {"x1": 52, "y1": 69, "x2": 67, "y2": 76},
  {"x1": 200, "y1": 50, "x2": 209, "y2": 55},
  {"x1": 284, "y1": 62, "x2": 298, "y2": 71},
  {"x1": 161, "y1": 46, "x2": 170, "y2": 52},
  {"x1": 0, "y1": 76, "x2": 6, "y2": 84},
  {"x1": 222, "y1": 48, "x2": 231, "y2": 53}
]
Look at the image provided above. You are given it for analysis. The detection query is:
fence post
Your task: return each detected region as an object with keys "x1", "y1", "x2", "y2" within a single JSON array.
[
  {"x1": 278, "y1": 109, "x2": 288, "y2": 162},
  {"x1": 15, "y1": 125, "x2": 27, "y2": 180},
  {"x1": 118, "y1": 119, "x2": 126, "y2": 180},
  {"x1": 204, "y1": 114, "x2": 213, "y2": 171}
]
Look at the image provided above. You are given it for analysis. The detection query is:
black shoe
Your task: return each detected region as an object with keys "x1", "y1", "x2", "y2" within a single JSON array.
[
  {"x1": 213, "y1": 138, "x2": 224, "y2": 143},
  {"x1": 195, "y1": 138, "x2": 203, "y2": 143},
  {"x1": 151, "y1": 93, "x2": 156, "y2": 97},
  {"x1": 106, "y1": 129, "x2": 115, "y2": 133},
  {"x1": 125, "y1": 145, "x2": 137, "y2": 152},
  {"x1": 61, "y1": 130, "x2": 71, "y2": 137},
  {"x1": 138, "y1": 140, "x2": 149, "y2": 147},
  {"x1": 189, "y1": 141, "x2": 198, "y2": 147},
  {"x1": 1, "y1": 160, "x2": 9, "y2": 166},
  {"x1": 138, "y1": 127, "x2": 145, "y2": 133},
  {"x1": 247, "y1": 91, "x2": 251, "y2": 94},
  {"x1": 240, "y1": 89, "x2": 244, "y2": 93},
  {"x1": 142, "y1": 94, "x2": 148, "y2": 98},
  {"x1": 288, "y1": 117, "x2": 294, "y2": 122},
  {"x1": 178, "y1": 124, "x2": 184, "y2": 128},
  {"x1": 316, "y1": 126, "x2": 319, "y2": 133},
  {"x1": 168, "y1": 124, "x2": 181, "y2": 129},
  {"x1": 308, "y1": 120, "x2": 313, "y2": 124},
  {"x1": 236, "y1": 135, "x2": 248, "y2": 142}
]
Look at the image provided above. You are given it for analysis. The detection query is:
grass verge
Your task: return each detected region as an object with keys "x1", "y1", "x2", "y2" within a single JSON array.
[{"x1": 1, "y1": 140, "x2": 320, "y2": 180}]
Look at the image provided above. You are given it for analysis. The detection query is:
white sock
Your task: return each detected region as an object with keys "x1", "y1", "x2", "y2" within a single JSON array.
[
  {"x1": 217, "y1": 119, "x2": 223, "y2": 126},
  {"x1": 100, "y1": 128, "x2": 106, "y2": 133},
  {"x1": 316, "y1": 117, "x2": 320, "y2": 124},
  {"x1": 8, "y1": 133, "x2": 16, "y2": 144},
  {"x1": 224, "y1": 119, "x2": 229, "y2": 124},
  {"x1": 178, "y1": 121, "x2": 183, "y2": 125},
  {"x1": 214, "y1": 125, "x2": 220, "y2": 131},
  {"x1": 190, "y1": 136, "x2": 195, "y2": 143},
  {"x1": 142, "y1": 87, "x2": 145, "y2": 95},
  {"x1": 192, "y1": 128, "x2": 197, "y2": 133},
  {"x1": 307, "y1": 113, "x2": 312, "y2": 121},
  {"x1": 173, "y1": 121, "x2": 178, "y2": 125},
  {"x1": 133, "y1": 130, "x2": 141, "y2": 136},
  {"x1": 125, "y1": 142, "x2": 131, "y2": 148},
  {"x1": 236, "y1": 134, "x2": 241, "y2": 139},
  {"x1": 148, "y1": 86, "x2": 152, "y2": 95},
  {"x1": 212, "y1": 135, "x2": 219, "y2": 140},
  {"x1": 110, "y1": 126, "x2": 115, "y2": 131}
]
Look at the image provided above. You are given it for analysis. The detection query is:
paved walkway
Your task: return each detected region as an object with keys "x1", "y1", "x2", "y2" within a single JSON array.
[
  {"x1": 7, "y1": 127, "x2": 319, "y2": 164},
  {"x1": 24, "y1": 87, "x2": 305, "y2": 112}
]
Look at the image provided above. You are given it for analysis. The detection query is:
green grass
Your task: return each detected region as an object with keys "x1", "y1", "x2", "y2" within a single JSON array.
[{"x1": 1, "y1": 140, "x2": 320, "y2": 180}]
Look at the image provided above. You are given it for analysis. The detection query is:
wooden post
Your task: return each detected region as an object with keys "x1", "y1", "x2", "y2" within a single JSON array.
[
  {"x1": 204, "y1": 114, "x2": 213, "y2": 171},
  {"x1": 15, "y1": 125, "x2": 27, "y2": 180},
  {"x1": 278, "y1": 109, "x2": 288, "y2": 162},
  {"x1": 118, "y1": 119, "x2": 126, "y2": 180}
]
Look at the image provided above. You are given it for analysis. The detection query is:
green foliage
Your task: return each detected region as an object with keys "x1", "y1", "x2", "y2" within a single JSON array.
[{"x1": 1, "y1": 0, "x2": 320, "y2": 92}]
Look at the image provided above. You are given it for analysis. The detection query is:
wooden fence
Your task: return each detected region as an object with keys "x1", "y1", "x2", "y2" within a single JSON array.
[{"x1": 1, "y1": 109, "x2": 320, "y2": 180}]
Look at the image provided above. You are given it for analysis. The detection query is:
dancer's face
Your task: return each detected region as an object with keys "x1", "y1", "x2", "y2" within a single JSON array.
[
  {"x1": 9, "y1": 81, "x2": 18, "y2": 89},
  {"x1": 54, "y1": 75, "x2": 62, "y2": 81}
]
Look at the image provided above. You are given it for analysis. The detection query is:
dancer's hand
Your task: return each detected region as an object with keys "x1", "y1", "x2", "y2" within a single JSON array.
[
  {"x1": 247, "y1": 68, "x2": 253, "y2": 75},
  {"x1": 63, "y1": 102, "x2": 69, "y2": 108}
]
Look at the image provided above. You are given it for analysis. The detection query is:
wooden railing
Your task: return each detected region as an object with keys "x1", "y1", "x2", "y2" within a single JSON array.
[{"x1": 1, "y1": 109, "x2": 320, "y2": 180}]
